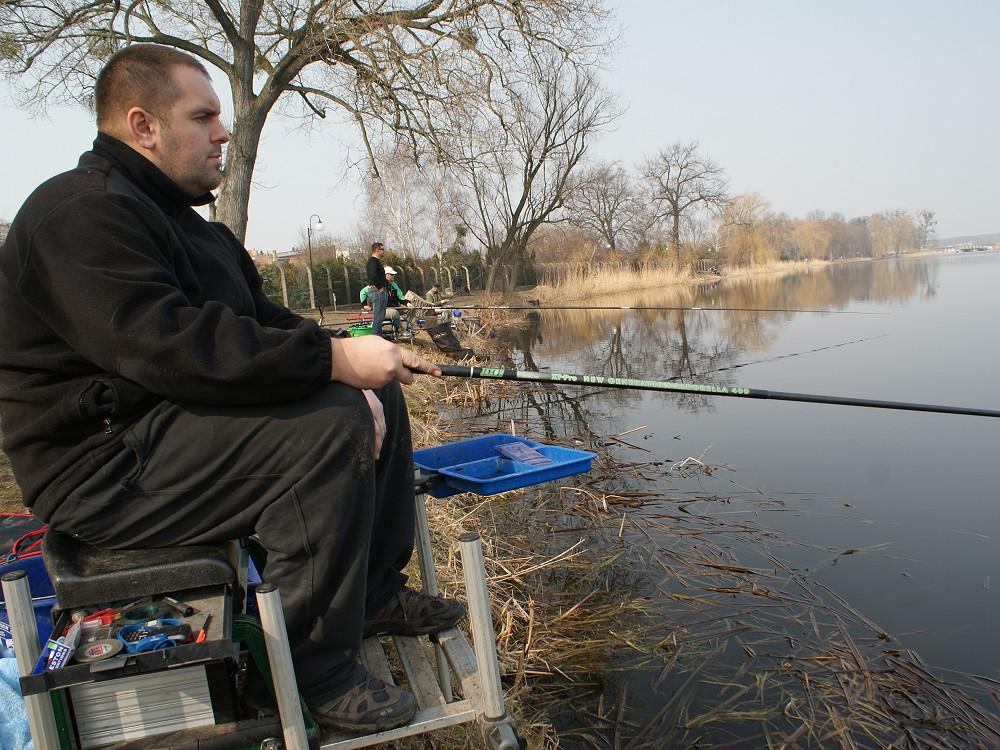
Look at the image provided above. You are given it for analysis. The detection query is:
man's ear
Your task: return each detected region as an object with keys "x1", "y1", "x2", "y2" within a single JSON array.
[{"x1": 125, "y1": 106, "x2": 159, "y2": 150}]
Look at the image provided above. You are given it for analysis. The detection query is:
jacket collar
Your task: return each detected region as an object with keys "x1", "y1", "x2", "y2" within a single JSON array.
[{"x1": 91, "y1": 132, "x2": 216, "y2": 213}]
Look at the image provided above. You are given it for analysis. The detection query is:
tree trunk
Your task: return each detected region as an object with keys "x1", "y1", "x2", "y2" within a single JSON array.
[
  {"x1": 215, "y1": 102, "x2": 269, "y2": 243},
  {"x1": 670, "y1": 209, "x2": 682, "y2": 267},
  {"x1": 508, "y1": 255, "x2": 523, "y2": 294},
  {"x1": 485, "y1": 261, "x2": 502, "y2": 292}
]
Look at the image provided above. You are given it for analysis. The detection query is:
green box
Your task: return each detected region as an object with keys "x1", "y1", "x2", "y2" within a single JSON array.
[{"x1": 348, "y1": 324, "x2": 373, "y2": 336}]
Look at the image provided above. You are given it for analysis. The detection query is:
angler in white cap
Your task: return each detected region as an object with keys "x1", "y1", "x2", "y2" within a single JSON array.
[
  {"x1": 383, "y1": 266, "x2": 413, "y2": 334},
  {"x1": 360, "y1": 266, "x2": 411, "y2": 336}
]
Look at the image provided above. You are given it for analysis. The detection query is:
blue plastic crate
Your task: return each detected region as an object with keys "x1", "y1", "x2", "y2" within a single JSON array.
[
  {"x1": 0, "y1": 553, "x2": 56, "y2": 648},
  {"x1": 414, "y1": 434, "x2": 594, "y2": 497}
]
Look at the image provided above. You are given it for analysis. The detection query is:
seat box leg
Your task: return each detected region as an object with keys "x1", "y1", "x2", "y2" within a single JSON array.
[
  {"x1": 458, "y1": 532, "x2": 523, "y2": 750},
  {"x1": 256, "y1": 583, "x2": 311, "y2": 750},
  {"x1": 2, "y1": 571, "x2": 61, "y2": 750},
  {"x1": 413, "y1": 492, "x2": 453, "y2": 701}
]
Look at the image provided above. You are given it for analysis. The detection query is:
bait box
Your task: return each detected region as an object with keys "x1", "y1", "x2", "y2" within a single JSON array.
[{"x1": 414, "y1": 434, "x2": 594, "y2": 497}]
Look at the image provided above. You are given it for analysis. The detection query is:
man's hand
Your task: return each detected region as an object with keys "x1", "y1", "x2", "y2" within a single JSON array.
[
  {"x1": 329, "y1": 335, "x2": 440, "y2": 389},
  {"x1": 362, "y1": 389, "x2": 386, "y2": 459}
]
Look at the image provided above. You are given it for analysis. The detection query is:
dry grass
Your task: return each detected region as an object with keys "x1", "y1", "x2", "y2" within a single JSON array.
[
  {"x1": 532, "y1": 263, "x2": 692, "y2": 302},
  {"x1": 0, "y1": 449, "x2": 24, "y2": 514},
  {"x1": 532, "y1": 259, "x2": 824, "y2": 305}
]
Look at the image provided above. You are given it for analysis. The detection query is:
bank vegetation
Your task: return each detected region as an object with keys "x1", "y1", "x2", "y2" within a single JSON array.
[{"x1": 262, "y1": 140, "x2": 940, "y2": 304}]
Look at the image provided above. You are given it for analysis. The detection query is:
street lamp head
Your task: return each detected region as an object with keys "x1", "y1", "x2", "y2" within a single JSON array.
[{"x1": 316, "y1": 220, "x2": 324, "y2": 231}]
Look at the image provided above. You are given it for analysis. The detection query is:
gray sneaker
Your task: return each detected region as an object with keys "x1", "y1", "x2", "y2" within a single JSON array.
[
  {"x1": 309, "y1": 669, "x2": 416, "y2": 733},
  {"x1": 364, "y1": 587, "x2": 466, "y2": 638}
]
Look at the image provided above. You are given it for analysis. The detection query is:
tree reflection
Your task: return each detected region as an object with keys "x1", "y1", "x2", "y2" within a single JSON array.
[{"x1": 497, "y1": 260, "x2": 937, "y2": 414}]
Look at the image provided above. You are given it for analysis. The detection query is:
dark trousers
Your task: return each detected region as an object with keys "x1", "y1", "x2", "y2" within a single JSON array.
[
  {"x1": 371, "y1": 288, "x2": 388, "y2": 336},
  {"x1": 46, "y1": 381, "x2": 415, "y2": 699}
]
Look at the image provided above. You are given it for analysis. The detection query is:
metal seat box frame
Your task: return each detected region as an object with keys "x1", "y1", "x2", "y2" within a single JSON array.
[{"x1": 3, "y1": 488, "x2": 521, "y2": 750}]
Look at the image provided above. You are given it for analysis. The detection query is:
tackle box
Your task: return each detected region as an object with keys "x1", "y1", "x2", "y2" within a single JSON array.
[
  {"x1": 20, "y1": 585, "x2": 239, "y2": 748},
  {"x1": 414, "y1": 434, "x2": 595, "y2": 497}
]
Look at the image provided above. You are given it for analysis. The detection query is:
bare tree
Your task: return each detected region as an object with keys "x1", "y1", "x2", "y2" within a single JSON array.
[
  {"x1": 564, "y1": 162, "x2": 639, "y2": 252},
  {"x1": 869, "y1": 210, "x2": 918, "y2": 257},
  {"x1": 360, "y1": 144, "x2": 460, "y2": 261},
  {"x1": 916, "y1": 209, "x2": 938, "y2": 248},
  {"x1": 639, "y1": 141, "x2": 728, "y2": 266},
  {"x1": 717, "y1": 192, "x2": 772, "y2": 267},
  {"x1": 628, "y1": 202, "x2": 665, "y2": 253},
  {"x1": 446, "y1": 57, "x2": 616, "y2": 292},
  {"x1": 362, "y1": 144, "x2": 427, "y2": 260},
  {"x1": 0, "y1": 1, "x2": 611, "y2": 242}
]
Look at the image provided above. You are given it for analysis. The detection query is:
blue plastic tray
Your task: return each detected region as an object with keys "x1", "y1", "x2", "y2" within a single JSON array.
[{"x1": 413, "y1": 434, "x2": 595, "y2": 497}]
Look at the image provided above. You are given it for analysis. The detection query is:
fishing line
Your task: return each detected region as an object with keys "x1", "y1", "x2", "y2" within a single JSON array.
[
  {"x1": 684, "y1": 334, "x2": 889, "y2": 378},
  {"x1": 442, "y1": 304, "x2": 887, "y2": 316}
]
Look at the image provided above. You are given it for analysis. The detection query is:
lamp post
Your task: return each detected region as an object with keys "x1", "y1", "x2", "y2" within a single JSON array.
[{"x1": 306, "y1": 214, "x2": 324, "y2": 309}]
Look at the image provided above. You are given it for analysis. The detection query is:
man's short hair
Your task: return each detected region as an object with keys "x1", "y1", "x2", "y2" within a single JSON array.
[
  {"x1": 371, "y1": 242, "x2": 384, "y2": 252},
  {"x1": 95, "y1": 44, "x2": 210, "y2": 131}
]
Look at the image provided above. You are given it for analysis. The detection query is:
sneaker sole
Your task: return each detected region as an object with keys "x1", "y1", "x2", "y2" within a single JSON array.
[{"x1": 363, "y1": 616, "x2": 466, "y2": 639}]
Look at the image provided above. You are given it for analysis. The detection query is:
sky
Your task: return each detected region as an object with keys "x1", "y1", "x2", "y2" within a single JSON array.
[{"x1": 1, "y1": 0, "x2": 997, "y2": 252}]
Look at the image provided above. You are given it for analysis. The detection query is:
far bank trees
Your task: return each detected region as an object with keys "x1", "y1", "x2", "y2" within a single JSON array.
[{"x1": 639, "y1": 141, "x2": 729, "y2": 266}]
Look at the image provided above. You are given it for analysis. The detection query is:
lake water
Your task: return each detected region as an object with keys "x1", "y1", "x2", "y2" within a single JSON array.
[{"x1": 447, "y1": 252, "x2": 1000, "y2": 745}]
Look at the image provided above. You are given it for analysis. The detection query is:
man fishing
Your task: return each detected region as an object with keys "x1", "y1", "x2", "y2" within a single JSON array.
[
  {"x1": 0, "y1": 44, "x2": 464, "y2": 732},
  {"x1": 365, "y1": 241, "x2": 389, "y2": 335}
]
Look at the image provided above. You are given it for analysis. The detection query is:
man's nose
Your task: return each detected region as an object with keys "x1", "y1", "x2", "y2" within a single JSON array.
[{"x1": 215, "y1": 124, "x2": 231, "y2": 144}]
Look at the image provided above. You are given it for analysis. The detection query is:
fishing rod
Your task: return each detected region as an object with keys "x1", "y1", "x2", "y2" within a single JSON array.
[
  {"x1": 438, "y1": 304, "x2": 886, "y2": 316},
  {"x1": 440, "y1": 336, "x2": 890, "y2": 420},
  {"x1": 430, "y1": 365, "x2": 1000, "y2": 419}
]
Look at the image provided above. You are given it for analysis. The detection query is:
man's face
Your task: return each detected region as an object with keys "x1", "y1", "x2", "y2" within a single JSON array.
[
  {"x1": 385, "y1": 273, "x2": 396, "y2": 283},
  {"x1": 152, "y1": 66, "x2": 229, "y2": 195},
  {"x1": 373, "y1": 245, "x2": 385, "y2": 257}
]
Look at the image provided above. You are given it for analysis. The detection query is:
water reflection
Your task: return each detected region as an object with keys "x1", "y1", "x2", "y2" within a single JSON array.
[
  {"x1": 499, "y1": 259, "x2": 936, "y2": 418},
  {"x1": 446, "y1": 255, "x2": 1000, "y2": 748}
]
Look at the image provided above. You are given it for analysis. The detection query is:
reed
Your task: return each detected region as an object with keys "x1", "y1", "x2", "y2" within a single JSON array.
[
  {"x1": 532, "y1": 263, "x2": 691, "y2": 302},
  {"x1": 532, "y1": 258, "x2": 824, "y2": 305},
  {"x1": 0, "y1": 450, "x2": 20, "y2": 514}
]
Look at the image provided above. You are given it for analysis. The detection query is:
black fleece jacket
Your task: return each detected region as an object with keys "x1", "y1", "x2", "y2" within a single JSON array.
[{"x1": 0, "y1": 134, "x2": 333, "y2": 518}]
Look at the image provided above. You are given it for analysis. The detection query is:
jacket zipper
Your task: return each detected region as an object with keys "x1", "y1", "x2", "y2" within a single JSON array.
[{"x1": 79, "y1": 389, "x2": 114, "y2": 435}]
